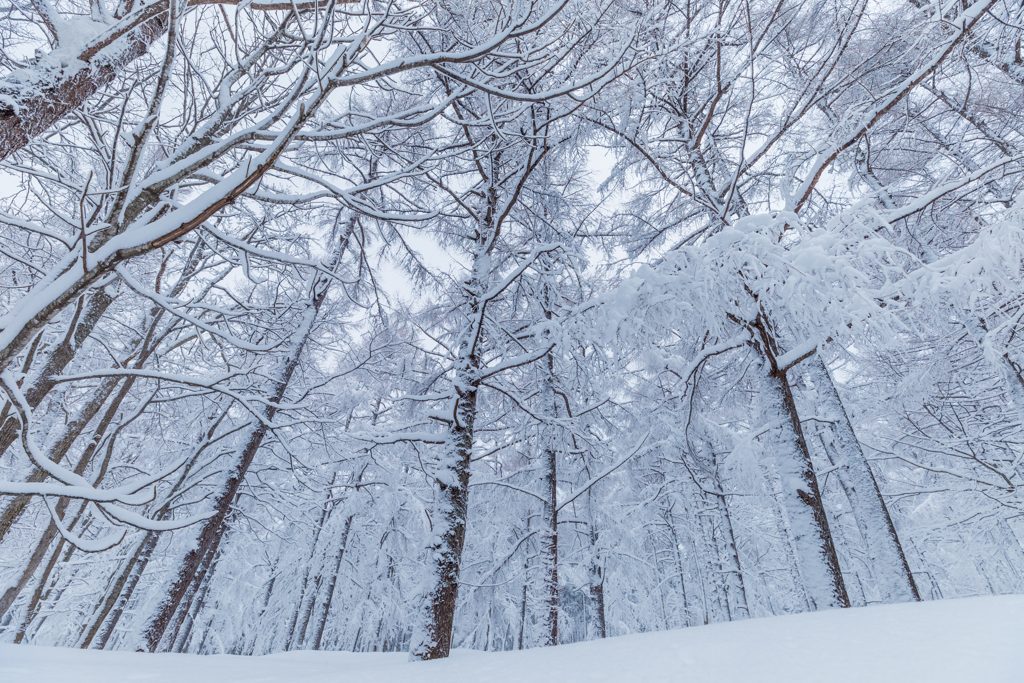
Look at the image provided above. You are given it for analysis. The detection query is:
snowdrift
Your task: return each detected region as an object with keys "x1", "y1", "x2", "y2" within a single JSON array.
[{"x1": 2, "y1": 595, "x2": 1022, "y2": 682}]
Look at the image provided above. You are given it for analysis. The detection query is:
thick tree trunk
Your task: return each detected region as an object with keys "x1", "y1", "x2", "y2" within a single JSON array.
[
  {"x1": 803, "y1": 354, "x2": 920, "y2": 602},
  {"x1": 0, "y1": 8, "x2": 169, "y2": 160},
  {"x1": 0, "y1": 0, "x2": 346, "y2": 160},
  {"x1": 408, "y1": 379, "x2": 477, "y2": 660},
  {"x1": 408, "y1": 200, "x2": 500, "y2": 660},
  {"x1": 754, "y1": 321, "x2": 849, "y2": 610}
]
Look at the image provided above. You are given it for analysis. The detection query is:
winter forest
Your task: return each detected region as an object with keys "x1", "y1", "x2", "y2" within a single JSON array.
[{"x1": 0, "y1": 0, "x2": 1022, "y2": 668}]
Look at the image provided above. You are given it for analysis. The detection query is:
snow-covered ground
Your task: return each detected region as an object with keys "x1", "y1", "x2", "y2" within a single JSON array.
[{"x1": 3, "y1": 595, "x2": 1022, "y2": 682}]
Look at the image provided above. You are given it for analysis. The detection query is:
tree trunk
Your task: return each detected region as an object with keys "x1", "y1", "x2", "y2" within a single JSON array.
[
  {"x1": 285, "y1": 498, "x2": 333, "y2": 650},
  {"x1": 81, "y1": 410, "x2": 224, "y2": 650},
  {"x1": 407, "y1": 375, "x2": 477, "y2": 660},
  {"x1": 697, "y1": 503, "x2": 729, "y2": 622},
  {"x1": 708, "y1": 486, "x2": 749, "y2": 619},
  {"x1": 587, "y1": 494, "x2": 607, "y2": 639},
  {"x1": 309, "y1": 513, "x2": 355, "y2": 650},
  {"x1": 664, "y1": 509, "x2": 690, "y2": 629},
  {"x1": 0, "y1": 369, "x2": 142, "y2": 622},
  {"x1": 13, "y1": 503, "x2": 91, "y2": 643},
  {"x1": 804, "y1": 354, "x2": 920, "y2": 602},
  {"x1": 537, "y1": 350, "x2": 559, "y2": 647},
  {"x1": 753, "y1": 321, "x2": 849, "y2": 610},
  {"x1": 408, "y1": 201, "x2": 499, "y2": 660},
  {"x1": 81, "y1": 530, "x2": 158, "y2": 649},
  {"x1": 140, "y1": 227, "x2": 350, "y2": 652}
]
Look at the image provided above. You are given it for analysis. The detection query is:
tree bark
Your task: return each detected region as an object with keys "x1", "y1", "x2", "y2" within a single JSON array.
[
  {"x1": 803, "y1": 355, "x2": 920, "y2": 602},
  {"x1": 0, "y1": 0, "x2": 357, "y2": 160},
  {"x1": 586, "y1": 492, "x2": 607, "y2": 638},
  {"x1": 140, "y1": 227, "x2": 350, "y2": 652},
  {"x1": 309, "y1": 513, "x2": 354, "y2": 650},
  {"x1": 285, "y1": 496, "x2": 334, "y2": 650},
  {"x1": 753, "y1": 320, "x2": 849, "y2": 610},
  {"x1": 537, "y1": 350, "x2": 559, "y2": 646},
  {"x1": 408, "y1": 187, "x2": 503, "y2": 660}
]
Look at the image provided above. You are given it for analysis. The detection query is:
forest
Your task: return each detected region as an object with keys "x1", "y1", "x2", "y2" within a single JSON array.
[{"x1": 0, "y1": 0, "x2": 1022, "y2": 664}]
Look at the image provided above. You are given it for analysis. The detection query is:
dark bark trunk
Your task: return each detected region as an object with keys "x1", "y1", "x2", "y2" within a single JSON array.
[
  {"x1": 538, "y1": 349, "x2": 559, "y2": 647},
  {"x1": 309, "y1": 514, "x2": 354, "y2": 650},
  {"x1": 141, "y1": 230, "x2": 348, "y2": 652},
  {"x1": 753, "y1": 318, "x2": 849, "y2": 610},
  {"x1": 803, "y1": 355, "x2": 920, "y2": 602}
]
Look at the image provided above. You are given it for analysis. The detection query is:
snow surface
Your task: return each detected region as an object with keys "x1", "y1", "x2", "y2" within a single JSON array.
[{"x1": 3, "y1": 595, "x2": 1023, "y2": 682}]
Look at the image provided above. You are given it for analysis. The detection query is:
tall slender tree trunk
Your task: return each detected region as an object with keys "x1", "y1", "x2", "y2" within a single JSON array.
[
  {"x1": 537, "y1": 350, "x2": 559, "y2": 646},
  {"x1": 0, "y1": 363, "x2": 148, "y2": 622},
  {"x1": 309, "y1": 513, "x2": 355, "y2": 650},
  {"x1": 81, "y1": 410, "x2": 225, "y2": 650},
  {"x1": 709, "y1": 489, "x2": 749, "y2": 619},
  {"x1": 240, "y1": 559, "x2": 279, "y2": 655},
  {"x1": 0, "y1": 241, "x2": 205, "y2": 545},
  {"x1": 586, "y1": 493, "x2": 607, "y2": 639},
  {"x1": 81, "y1": 530, "x2": 158, "y2": 649},
  {"x1": 141, "y1": 227, "x2": 351, "y2": 652},
  {"x1": 802, "y1": 355, "x2": 920, "y2": 602},
  {"x1": 0, "y1": 286, "x2": 114, "y2": 461},
  {"x1": 664, "y1": 509, "x2": 690, "y2": 628},
  {"x1": 408, "y1": 197, "x2": 499, "y2": 660},
  {"x1": 753, "y1": 320, "x2": 849, "y2": 610},
  {"x1": 13, "y1": 503, "x2": 91, "y2": 643},
  {"x1": 697, "y1": 504, "x2": 729, "y2": 622},
  {"x1": 0, "y1": 368, "x2": 128, "y2": 547},
  {"x1": 285, "y1": 498, "x2": 333, "y2": 650}
]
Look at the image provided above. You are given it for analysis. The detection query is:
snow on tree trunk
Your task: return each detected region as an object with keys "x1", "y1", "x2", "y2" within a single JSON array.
[
  {"x1": 285, "y1": 496, "x2": 334, "y2": 651},
  {"x1": 141, "y1": 230, "x2": 350, "y2": 652},
  {"x1": 962, "y1": 314, "x2": 1024, "y2": 432},
  {"x1": 81, "y1": 530, "x2": 158, "y2": 649},
  {"x1": 309, "y1": 513, "x2": 355, "y2": 650},
  {"x1": 537, "y1": 350, "x2": 559, "y2": 647},
  {"x1": 803, "y1": 354, "x2": 920, "y2": 603},
  {"x1": 754, "y1": 324, "x2": 849, "y2": 610},
  {"x1": 407, "y1": 369, "x2": 477, "y2": 661},
  {"x1": 408, "y1": 197, "x2": 499, "y2": 660},
  {"x1": 0, "y1": 285, "x2": 113, "y2": 460},
  {"x1": 708, "y1": 485, "x2": 749, "y2": 619}
]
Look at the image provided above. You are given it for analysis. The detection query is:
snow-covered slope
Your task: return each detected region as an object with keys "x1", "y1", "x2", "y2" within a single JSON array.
[{"x1": 3, "y1": 595, "x2": 1022, "y2": 682}]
